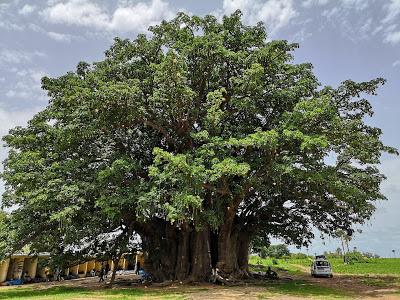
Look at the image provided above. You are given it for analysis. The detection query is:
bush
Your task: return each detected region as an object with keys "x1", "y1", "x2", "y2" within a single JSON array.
[
  {"x1": 257, "y1": 244, "x2": 290, "y2": 259},
  {"x1": 290, "y1": 253, "x2": 310, "y2": 259},
  {"x1": 346, "y1": 251, "x2": 374, "y2": 264},
  {"x1": 259, "y1": 247, "x2": 268, "y2": 259}
]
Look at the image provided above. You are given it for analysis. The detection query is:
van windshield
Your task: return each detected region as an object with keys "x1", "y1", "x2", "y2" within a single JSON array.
[{"x1": 316, "y1": 261, "x2": 329, "y2": 267}]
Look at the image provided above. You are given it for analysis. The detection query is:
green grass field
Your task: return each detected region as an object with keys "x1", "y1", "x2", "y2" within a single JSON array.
[
  {"x1": 250, "y1": 255, "x2": 400, "y2": 276},
  {"x1": 293, "y1": 257, "x2": 400, "y2": 276},
  {"x1": 0, "y1": 286, "x2": 186, "y2": 300}
]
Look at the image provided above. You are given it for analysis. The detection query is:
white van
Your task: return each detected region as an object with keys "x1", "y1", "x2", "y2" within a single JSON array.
[{"x1": 310, "y1": 258, "x2": 333, "y2": 278}]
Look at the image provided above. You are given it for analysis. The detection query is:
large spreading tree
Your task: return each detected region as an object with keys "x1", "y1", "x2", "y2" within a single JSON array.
[{"x1": 1, "y1": 11, "x2": 396, "y2": 282}]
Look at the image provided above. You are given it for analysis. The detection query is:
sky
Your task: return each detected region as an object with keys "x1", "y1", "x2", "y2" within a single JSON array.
[{"x1": 0, "y1": 0, "x2": 399, "y2": 257}]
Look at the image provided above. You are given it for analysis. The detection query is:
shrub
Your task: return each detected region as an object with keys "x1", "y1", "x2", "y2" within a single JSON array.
[
  {"x1": 257, "y1": 244, "x2": 290, "y2": 259},
  {"x1": 290, "y1": 253, "x2": 310, "y2": 259},
  {"x1": 346, "y1": 251, "x2": 372, "y2": 264}
]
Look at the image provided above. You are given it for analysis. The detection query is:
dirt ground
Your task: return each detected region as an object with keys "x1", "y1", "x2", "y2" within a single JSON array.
[{"x1": 2, "y1": 271, "x2": 400, "y2": 299}]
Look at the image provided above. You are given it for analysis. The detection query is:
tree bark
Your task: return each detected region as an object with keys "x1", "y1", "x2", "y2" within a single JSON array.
[
  {"x1": 142, "y1": 219, "x2": 178, "y2": 282},
  {"x1": 189, "y1": 226, "x2": 212, "y2": 282},
  {"x1": 237, "y1": 230, "x2": 250, "y2": 275},
  {"x1": 140, "y1": 216, "x2": 251, "y2": 282},
  {"x1": 109, "y1": 257, "x2": 120, "y2": 286},
  {"x1": 175, "y1": 224, "x2": 191, "y2": 280},
  {"x1": 216, "y1": 206, "x2": 239, "y2": 276}
]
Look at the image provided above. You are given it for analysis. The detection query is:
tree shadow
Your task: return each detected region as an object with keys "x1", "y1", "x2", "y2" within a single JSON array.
[{"x1": 0, "y1": 286, "x2": 89, "y2": 299}]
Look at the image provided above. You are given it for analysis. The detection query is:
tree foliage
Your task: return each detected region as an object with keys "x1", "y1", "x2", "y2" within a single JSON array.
[
  {"x1": 1, "y1": 11, "x2": 396, "y2": 281},
  {"x1": 256, "y1": 244, "x2": 290, "y2": 259}
]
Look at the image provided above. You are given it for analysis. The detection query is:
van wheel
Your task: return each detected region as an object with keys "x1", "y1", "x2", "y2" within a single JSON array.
[{"x1": 330, "y1": 274, "x2": 333, "y2": 278}]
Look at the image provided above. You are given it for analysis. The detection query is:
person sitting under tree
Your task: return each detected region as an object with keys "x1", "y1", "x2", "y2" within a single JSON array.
[{"x1": 266, "y1": 266, "x2": 278, "y2": 279}]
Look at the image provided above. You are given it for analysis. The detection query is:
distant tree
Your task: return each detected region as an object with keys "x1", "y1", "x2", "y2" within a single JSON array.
[
  {"x1": 336, "y1": 229, "x2": 352, "y2": 263},
  {"x1": 363, "y1": 251, "x2": 379, "y2": 259},
  {"x1": 258, "y1": 244, "x2": 290, "y2": 259},
  {"x1": 290, "y1": 252, "x2": 309, "y2": 259}
]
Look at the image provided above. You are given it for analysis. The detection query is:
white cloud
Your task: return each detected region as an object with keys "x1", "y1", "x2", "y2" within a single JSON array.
[
  {"x1": 340, "y1": 0, "x2": 370, "y2": 10},
  {"x1": 222, "y1": 0, "x2": 297, "y2": 34},
  {"x1": 381, "y1": 0, "x2": 400, "y2": 45},
  {"x1": 47, "y1": 31, "x2": 73, "y2": 42},
  {"x1": 0, "y1": 49, "x2": 45, "y2": 65},
  {"x1": 302, "y1": 0, "x2": 329, "y2": 8},
  {"x1": 5, "y1": 69, "x2": 47, "y2": 102},
  {"x1": 108, "y1": 0, "x2": 175, "y2": 32},
  {"x1": 27, "y1": 23, "x2": 78, "y2": 43},
  {"x1": 321, "y1": 7, "x2": 339, "y2": 19},
  {"x1": 0, "y1": 21, "x2": 24, "y2": 31},
  {"x1": 0, "y1": 106, "x2": 43, "y2": 202},
  {"x1": 317, "y1": 1, "x2": 379, "y2": 42},
  {"x1": 18, "y1": 4, "x2": 36, "y2": 16},
  {"x1": 41, "y1": 0, "x2": 109, "y2": 29},
  {"x1": 384, "y1": 30, "x2": 400, "y2": 44},
  {"x1": 380, "y1": 158, "x2": 400, "y2": 197},
  {"x1": 0, "y1": 106, "x2": 41, "y2": 141},
  {"x1": 303, "y1": 0, "x2": 371, "y2": 9},
  {"x1": 393, "y1": 60, "x2": 400, "y2": 67},
  {"x1": 0, "y1": 2, "x2": 24, "y2": 30},
  {"x1": 40, "y1": 0, "x2": 176, "y2": 33},
  {"x1": 382, "y1": 0, "x2": 400, "y2": 24}
]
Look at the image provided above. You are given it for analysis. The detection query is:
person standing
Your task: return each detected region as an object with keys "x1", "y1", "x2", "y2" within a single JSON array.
[
  {"x1": 98, "y1": 267, "x2": 105, "y2": 282},
  {"x1": 105, "y1": 264, "x2": 110, "y2": 279},
  {"x1": 135, "y1": 261, "x2": 141, "y2": 275}
]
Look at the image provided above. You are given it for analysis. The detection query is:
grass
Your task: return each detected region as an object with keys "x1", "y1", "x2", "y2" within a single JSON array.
[
  {"x1": 287, "y1": 257, "x2": 400, "y2": 276},
  {"x1": 250, "y1": 255, "x2": 400, "y2": 276},
  {"x1": 250, "y1": 255, "x2": 400, "y2": 298},
  {"x1": 248, "y1": 255, "x2": 305, "y2": 275},
  {"x1": 360, "y1": 277, "x2": 399, "y2": 287},
  {"x1": 0, "y1": 282, "x2": 353, "y2": 300},
  {"x1": 0, "y1": 286, "x2": 185, "y2": 300}
]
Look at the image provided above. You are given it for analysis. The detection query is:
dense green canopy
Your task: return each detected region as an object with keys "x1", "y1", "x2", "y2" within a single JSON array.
[{"x1": 1, "y1": 11, "x2": 396, "y2": 281}]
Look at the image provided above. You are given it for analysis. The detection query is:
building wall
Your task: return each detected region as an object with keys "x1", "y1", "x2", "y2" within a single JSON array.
[
  {"x1": 0, "y1": 252, "x2": 145, "y2": 283},
  {"x1": 69, "y1": 264, "x2": 79, "y2": 276},
  {"x1": 77, "y1": 262, "x2": 88, "y2": 278},
  {"x1": 23, "y1": 257, "x2": 38, "y2": 278},
  {"x1": 95, "y1": 261, "x2": 103, "y2": 272},
  {"x1": 87, "y1": 260, "x2": 95, "y2": 273},
  {"x1": 0, "y1": 259, "x2": 10, "y2": 283},
  {"x1": 7, "y1": 257, "x2": 25, "y2": 280},
  {"x1": 36, "y1": 258, "x2": 50, "y2": 279}
]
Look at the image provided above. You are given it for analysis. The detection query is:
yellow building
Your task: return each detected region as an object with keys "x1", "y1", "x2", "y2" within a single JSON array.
[
  {"x1": 0, "y1": 252, "x2": 144, "y2": 284},
  {"x1": 0, "y1": 253, "x2": 49, "y2": 284}
]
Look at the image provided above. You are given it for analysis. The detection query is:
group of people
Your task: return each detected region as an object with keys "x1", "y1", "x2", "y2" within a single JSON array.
[{"x1": 97, "y1": 261, "x2": 145, "y2": 282}]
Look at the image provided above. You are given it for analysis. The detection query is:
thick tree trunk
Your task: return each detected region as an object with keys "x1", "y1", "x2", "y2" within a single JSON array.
[
  {"x1": 189, "y1": 226, "x2": 212, "y2": 282},
  {"x1": 175, "y1": 224, "x2": 191, "y2": 280},
  {"x1": 142, "y1": 219, "x2": 178, "y2": 282},
  {"x1": 237, "y1": 231, "x2": 251, "y2": 275},
  {"x1": 216, "y1": 206, "x2": 240, "y2": 277},
  {"x1": 140, "y1": 217, "x2": 251, "y2": 282}
]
